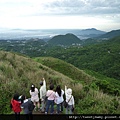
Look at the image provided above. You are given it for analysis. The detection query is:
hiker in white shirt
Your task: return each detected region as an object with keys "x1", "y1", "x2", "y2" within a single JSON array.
[
  {"x1": 29, "y1": 84, "x2": 40, "y2": 111},
  {"x1": 55, "y1": 85, "x2": 64, "y2": 114},
  {"x1": 65, "y1": 85, "x2": 75, "y2": 114},
  {"x1": 39, "y1": 78, "x2": 47, "y2": 112}
]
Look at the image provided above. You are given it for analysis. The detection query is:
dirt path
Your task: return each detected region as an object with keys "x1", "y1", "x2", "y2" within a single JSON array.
[{"x1": 32, "y1": 109, "x2": 63, "y2": 114}]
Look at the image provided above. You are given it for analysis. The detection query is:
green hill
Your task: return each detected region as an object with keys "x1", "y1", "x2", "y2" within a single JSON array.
[
  {"x1": 98, "y1": 29, "x2": 120, "y2": 39},
  {"x1": 34, "y1": 57, "x2": 120, "y2": 113},
  {"x1": 48, "y1": 33, "x2": 82, "y2": 46},
  {"x1": 34, "y1": 56, "x2": 120, "y2": 95},
  {"x1": 44, "y1": 36, "x2": 120, "y2": 80},
  {"x1": 1, "y1": 51, "x2": 120, "y2": 114},
  {"x1": 34, "y1": 57, "x2": 94, "y2": 84},
  {"x1": 0, "y1": 51, "x2": 74, "y2": 114}
]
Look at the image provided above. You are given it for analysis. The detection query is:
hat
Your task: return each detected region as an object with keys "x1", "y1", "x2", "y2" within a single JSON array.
[
  {"x1": 67, "y1": 88, "x2": 72, "y2": 95},
  {"x1": 31, "y1": 84, "x2": 35, "y2": 88},
  {"x1": 40, "y1": 81, "x2": 43, "y2": 86}
]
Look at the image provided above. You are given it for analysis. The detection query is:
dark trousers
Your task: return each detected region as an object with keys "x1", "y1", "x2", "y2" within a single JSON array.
[
  {"x1": 60, "y1": 102, "x2": 64, "y2": 112},
  {"x1": 15, "y1": 112, "x2": 20, "y2": 120},
  {"x1": 25, "y1": 114, "x2": 33, "y2": 120}
]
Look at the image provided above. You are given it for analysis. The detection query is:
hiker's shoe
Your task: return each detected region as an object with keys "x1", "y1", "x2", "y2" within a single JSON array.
[
  {"x1": 45, "y1": 112, "x2": 47, "y2": 114},
  {"x1": 41, "y1": 110, "x2": 45, "y2": 113},
  {"x1": 38, "y1": 108, "x2": 41, "y2": 112},
  {"x1": 34, "y1": 107, "x2": 37, "y2": 111}
]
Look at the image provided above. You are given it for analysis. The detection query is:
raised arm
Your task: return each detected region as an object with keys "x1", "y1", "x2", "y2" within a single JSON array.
[
  {"x1": 43, "y1": 78, "x2": 46, "y2": 88},
  {"x1": 65, "y1": 85, "x2": 67, "y2": 95}
]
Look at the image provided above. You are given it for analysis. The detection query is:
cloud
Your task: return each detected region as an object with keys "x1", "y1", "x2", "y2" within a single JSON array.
[
  {"x1": 0, "y1": 0, "x2": 120, "y2": 17},
  {"x1": 0, "y1": 0, "x2": 120, "y2": 31},
  {"x1": 40, "y1": 0, "x2": 120, "y2": 15}
]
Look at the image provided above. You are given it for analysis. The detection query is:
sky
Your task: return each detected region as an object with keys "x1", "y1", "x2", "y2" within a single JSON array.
[{"x1": 0, "y1": 0, "x2": 120, "y2": 32}]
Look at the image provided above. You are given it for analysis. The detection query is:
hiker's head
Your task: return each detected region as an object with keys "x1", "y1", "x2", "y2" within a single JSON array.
[
  {"x1": 31, "y1": 84, "x2": 35, "y2": 92},
  {"x1": 21, "y1": 95, "x2": 26, "y2": 103},
  {"x1": 50, "y1": 84, "x2": 54, "y2": 90},
  {"x1": 40, "y1": 81, "x2": 43, "y2": 86},
  {"x1": 13, "y1": 93, "x2": 19, "y2": 101},
  {"x1": 56, "y1": 85, "x2": 62, "y2": 96},
  {"x1": 67, "y1": 88, "x2": 72, "y2": 95},
  {"x1": 56, "y1": 85, "x2": 61, "y2": 91}
]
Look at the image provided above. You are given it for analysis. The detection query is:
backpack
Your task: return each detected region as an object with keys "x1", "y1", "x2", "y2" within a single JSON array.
[
  {"x1": 28, "y1": 100, "x2": 35, "y2": 111},
  {"x1": 64, "y1": 95, "x2": 72, "y2": 108}
]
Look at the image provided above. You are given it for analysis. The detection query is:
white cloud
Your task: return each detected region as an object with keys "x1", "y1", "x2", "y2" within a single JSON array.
[{"x1": 0, "y1": 0, "x2": 120, "y2": 31}]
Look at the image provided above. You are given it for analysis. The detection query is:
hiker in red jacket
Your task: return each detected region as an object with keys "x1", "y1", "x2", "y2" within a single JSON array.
[{"x1": 10, "y1": 93, "x2": 22, "y2": 120}]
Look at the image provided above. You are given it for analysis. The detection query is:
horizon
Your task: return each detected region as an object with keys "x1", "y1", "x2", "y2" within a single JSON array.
[
  {"x1": 0, "y1": 27, "x2": 120, "y2": 33},
  {"x1": 0, "y1": 0, "x2": 120, "y2": 32}
]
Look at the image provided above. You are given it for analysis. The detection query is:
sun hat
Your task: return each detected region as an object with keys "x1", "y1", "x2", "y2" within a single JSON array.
[{"x1": 67, "y1": 88, "x2": 72, "y2": 95}]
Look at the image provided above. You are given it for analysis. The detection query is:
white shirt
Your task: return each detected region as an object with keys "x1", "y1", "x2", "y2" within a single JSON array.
[
  {"x1": 65, "y1": 86, "x2": 75, "y2": 106},
  {"x1": 29, "y1": 88, "x2": 39, "y2": 102},
  {"x1": 55, "y1": 90, "x2": 64, "y2": 104},
  {"x1": 40, "y1": 79, "x2": 46, "y2": 99}
]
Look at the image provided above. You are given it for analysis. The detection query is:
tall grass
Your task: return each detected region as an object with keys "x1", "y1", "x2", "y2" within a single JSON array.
[
  {"x1": 0, "y1": 51, "x2": 120, "y2": 114},
  {"x1": 0, "y1": 51, "x2": 74, "y2": 114}
]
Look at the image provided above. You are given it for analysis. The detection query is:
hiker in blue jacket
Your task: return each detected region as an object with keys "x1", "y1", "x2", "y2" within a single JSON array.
[{"x1": 21, "y1": 95, "x2": 35, "y2": 120}]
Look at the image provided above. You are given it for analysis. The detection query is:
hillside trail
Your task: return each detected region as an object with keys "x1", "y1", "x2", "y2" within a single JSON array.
[
  {"x1": 32, "y1": 107, "x2": 63, "y2": 115},
  {"x1": 33, "y1": 110, "x2": 63, "y2": 115}
]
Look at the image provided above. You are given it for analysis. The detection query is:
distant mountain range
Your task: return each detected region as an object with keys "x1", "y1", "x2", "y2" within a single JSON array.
[
  {"x1": 0, "y1": 28, "x2": 106, "y2": 40},
  {"x1": 97, "y1": 29, "x2": 120, "y2": 39},
  {"x1": 0, "y1": 28, "x2": 120, "y2": 40}
]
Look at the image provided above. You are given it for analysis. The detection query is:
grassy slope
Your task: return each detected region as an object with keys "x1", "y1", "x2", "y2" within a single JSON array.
[
  {"x1": 0, "y1": 51, "x2": 74, "y2": 114},
  {"x1": 34, "y1": 57, "x2": 120, "y2": 91},
  {"x1": 1, "y1": 51, "x2": 120, "y2": 114},
  {"x1": 34, "y1": 57, "x2": 120, "y2": 114},
  {"x1": 34, "y1": 57, "x2": 95, "y2": 84},
  {"x1": 43, "y1": 36, "x2": 120, "y2": 80}
]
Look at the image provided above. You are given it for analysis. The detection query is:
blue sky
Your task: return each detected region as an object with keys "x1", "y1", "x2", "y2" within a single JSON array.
[{"x1": 0, "y1": 0, "x2": 120, "y2": 31}]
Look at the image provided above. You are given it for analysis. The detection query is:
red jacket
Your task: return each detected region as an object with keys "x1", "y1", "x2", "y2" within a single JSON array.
[{"x1": 11, "y1": 99, "x2": 22, "y2": 113}]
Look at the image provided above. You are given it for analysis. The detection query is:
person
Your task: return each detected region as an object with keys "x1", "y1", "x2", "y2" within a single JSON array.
[
  {"x1": 65, "y1": 85, "x2": 75, "y2": 114},
  {"x1": 39, "y1": 78, "x2": 47, "y2": 113},
  {"x1": 21, "y1": 95, "x2": 35, "y2": 120},
  {"x1": 10, "y1": 93, "x2": 22, "y2": 120},
  {"x1": 29, "y1": 84, "x2": 40, "y2": 111},
  {"x1": 45, "y1": 84, "x2": 55, "y2": 114},
  {"x1": 54, "y1": 85, "x2": 64, "y2": 114}
]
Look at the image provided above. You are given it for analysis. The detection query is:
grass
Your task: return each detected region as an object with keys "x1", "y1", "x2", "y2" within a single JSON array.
[{"x1": 1, "y1": 50, "x2": 120, "y2": 114}]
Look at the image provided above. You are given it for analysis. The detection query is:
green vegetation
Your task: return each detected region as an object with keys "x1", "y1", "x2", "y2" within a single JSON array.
[
  {"x1": 98, "y1": 29, "x2": 120, "y2": 39},
  {"x1": 34, "y1": 57, "x2": 120, "y2": 96},
  {"x1": 0, "y1": 51, "x2": 74, "y2": 114},
  {"x1": 48, "y1": 33, "x2": 82, "y2": 46},
  {"x1": 34, "y1": 57, "x2": 94, "y2": 84},
  {"x1": 0, "y1": 32, "x2": 120, "y2": 114},
  {"x1": 1, "y1": 51, "x2": 120, "y2": 114},
  {"x1": 43, "y1": 36, "x2": 120, "y2": 80},
  {"x1": 0, "y1": 36, "x2": 120, "y2": 81}
]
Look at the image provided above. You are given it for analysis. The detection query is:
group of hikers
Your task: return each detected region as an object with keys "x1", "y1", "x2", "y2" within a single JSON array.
[{"x1": 10, "y1": 78, "x2": 75, "y2": 120}]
